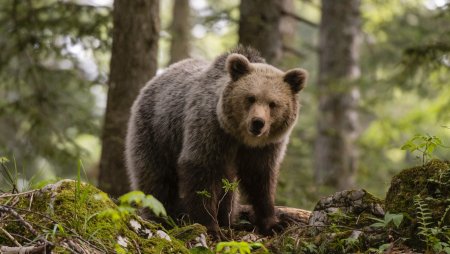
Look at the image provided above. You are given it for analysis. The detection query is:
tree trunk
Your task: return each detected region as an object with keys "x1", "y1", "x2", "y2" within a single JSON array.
[
  {"x1": 238, "y1": 0, "x2": 282, "y2": 64},
  {"x1": 279, "y1": 0, "x2": 296, "y2": 57},
  {"x1": 98, "y1": 0, "x2": 160, "y2": 197},
  {"x1": 314, "y1": 0, "x2": 361, "y2": 190},
  {"x1": 169, "y1": 0, "x2": 190, "y2": 64}
]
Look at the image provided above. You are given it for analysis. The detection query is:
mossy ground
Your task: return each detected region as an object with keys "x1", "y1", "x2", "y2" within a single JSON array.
[
  {"x1": 0, "y1": 180, "x2": 200, "y2": 253},
  {"x1": 1, "y1": 161, "x2": 449, "y2": 253}
]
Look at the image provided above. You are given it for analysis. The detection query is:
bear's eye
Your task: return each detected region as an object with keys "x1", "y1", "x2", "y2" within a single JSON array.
[
  {"x1": 247, "y1": 96, "x2": 256, "y2": 104},
  {"x1": 269, "y1": 101, "x2": 277, "y2": 109}
]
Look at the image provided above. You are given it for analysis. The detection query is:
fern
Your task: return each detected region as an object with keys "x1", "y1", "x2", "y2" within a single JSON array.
[
  {"x1": 414, "y1": 195, "x2": 450, "y2": 253},
  {"x1": 414, "y1": 195, "x2": 434, "y2": 239},
  {"x1": 439, "y1": 199, "x2": 450, "y2": 227}
]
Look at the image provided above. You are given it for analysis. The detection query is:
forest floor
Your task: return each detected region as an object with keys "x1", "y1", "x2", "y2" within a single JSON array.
[{"x1": 0, "y1": 160, "x2": 449, "y2": 253}]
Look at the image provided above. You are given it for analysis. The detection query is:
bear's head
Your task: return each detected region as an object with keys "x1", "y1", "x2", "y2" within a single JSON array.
[{"x1": 218, "y1": 53, "x2": 308, "y2": 147}]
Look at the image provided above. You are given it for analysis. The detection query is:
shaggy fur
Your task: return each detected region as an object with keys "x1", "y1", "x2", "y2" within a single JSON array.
[{"x1": 125, "y1": 46, "x2": 307, "y2": 236}]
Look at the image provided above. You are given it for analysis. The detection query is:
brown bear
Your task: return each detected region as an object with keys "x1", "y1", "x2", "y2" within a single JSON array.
[{"x1": 125, "y1": 46, "x2": 307, "y2": 236}]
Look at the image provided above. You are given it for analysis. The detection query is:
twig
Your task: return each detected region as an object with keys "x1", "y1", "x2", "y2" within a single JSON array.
[
  {"x1": 0, "y1": 227, "x2": 21, "y2": 247},
  {"x1": 228, "y1": 193, "x2": 235, "y2": 238},
  {"x1": 0, "y1": 189, "x2": 39, "y2": 199},
  {"x1": 201, "y1": 199, "x2": 218, "y2": 226},
  {"x1": 132, "y1": 238, "x2": 141, "y2": 254},
  {"x1": 28, "y1": 192, "x2": 34, "y2": 211},
  {"x1": 67, "y1": 239, "x2": 86, "y2": 254},
  {"x1": 0, "y1": 206, "x2": 38, "y2": 236},
  {"x1": 0, "y1": 244, "x2": 47, "y2": 254}
]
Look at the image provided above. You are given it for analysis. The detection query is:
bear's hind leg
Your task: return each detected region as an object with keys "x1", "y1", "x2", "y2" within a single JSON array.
[{"x1": 177, "y1": 159, "x2": 225, "y2": 236}]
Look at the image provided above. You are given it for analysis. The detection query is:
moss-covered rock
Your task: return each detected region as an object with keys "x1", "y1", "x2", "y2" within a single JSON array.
[
  {"x1": 309, "y1": 189, "x2": 384, "y2": 230},
  {"x1": 265, "y1": 189, "x2": 387, "y2": 254},
  {"x1": 385, "y1": 159, "x2": 450, "y2": 249},
  {"x1": 0, "y1": 180, "x2": 202, "y2": 253}
]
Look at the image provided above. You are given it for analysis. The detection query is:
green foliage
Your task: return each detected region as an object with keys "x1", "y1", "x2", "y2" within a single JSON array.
[
  {"x1": 367, "y1": 243, "x2": 391, "y2": 254},
  {"x1": 222, "y1": 178, "x2": 239, "y2": 192},
  {"x1": 97, "y1": 190, "x2": 166, "y2": 223},
  {"x1": 300, "y1": 242, "x2": 318, "y2": 253},
  {"x1": 414, "y1": 195, "x2": 450, "y2": 253},
  {"x1": 401, "y1": 134, "x2": 445, "y2": 165},
  {"x1": 370, "y1": 211, "x2": 404, "y2": 229},
  {"x1": 196, "y1": 190, "x2": 212, "y2": 199},
  {"x1": 0, "y1": 0, "x2": 111, "y2": 176},
  {"x1": 118, "y1": 191, "x2": 167, "y2": 217},
  {"x1": 215, "y1": 241, "x2": 268, "y2": 254}
]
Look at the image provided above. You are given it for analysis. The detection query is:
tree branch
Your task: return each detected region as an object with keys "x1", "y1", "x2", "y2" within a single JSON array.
[
  {"x1": 282, "y1": 44, "x2": 307, "y2": 58},
  {"x1": 280, "y1": 9, "x2": 318, "y2": 28}
]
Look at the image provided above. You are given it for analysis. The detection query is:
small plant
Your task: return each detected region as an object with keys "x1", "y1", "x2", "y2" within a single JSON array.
[
  {"x1": 401, "y1": 134, "x2": 445, "y2": 165},
  {"x1": 414, "y1": 195, "x2": 450, "y2": 253},
  {"x1": 367, "y1": 243, "x2": 391, "y2": 254},
  {"x1": 97, "y1": 190, "x2": 166, "y2": 223},
  {"x1": 300, "y1": 242, "x2": 318, "y2": 253},
  {"x1": 196, "y1": 179, "x2": 239, "y2": 237},
  {"x1": 0, "y1": 156, "x2": 19, "y2": 193},
  {"x1": 215, "y1": 241, "x2": 268, "y2": 254},
  {"x1": 370, "y1": 211, "x2": 404, "y2": 229}
]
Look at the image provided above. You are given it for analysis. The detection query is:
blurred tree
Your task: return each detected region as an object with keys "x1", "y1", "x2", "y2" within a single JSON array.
[
  {"x1": 0, "y1": 0, "x2": 111, "y2": 177},
  {"x1": 238, "y1": 0, "x2": 317, "y2": 64},
  {"x1": 238, "y1": 0, "x2": 282, "y2": 63},
  {"x1": 169, "y1": 0, "x2": 191, "y2": 64},
  {"x1": 98, "y1": 0, "x2": 160, "y2": 197},
  {"x1": 314, "y1": 0, "x2": 361, "y2": 189}
]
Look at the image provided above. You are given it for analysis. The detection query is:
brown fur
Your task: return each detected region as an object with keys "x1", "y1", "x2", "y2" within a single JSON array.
[{"x1": 125, "y1": 46, "x2": 307, "y2": 236}]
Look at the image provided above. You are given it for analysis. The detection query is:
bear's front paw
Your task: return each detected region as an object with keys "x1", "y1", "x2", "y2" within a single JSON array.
[{"x1": 257, "y1": 216, "x2": 284, "y2": 236}]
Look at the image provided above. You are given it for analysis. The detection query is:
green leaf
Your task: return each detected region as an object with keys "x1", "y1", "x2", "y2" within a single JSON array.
[
  {"x1": 142, "y1": 194, "x2": 167, "y2": 217},
  {"x1": 118, "y1": 191, "x2": 146, "y2": 205},
  {"x1": 196, "y1": 190, "x2": 212, "y2": 198},
  {"x1": 0, "y1": 157, "x2": 9, "y2": 163},
  {"x1": 391, "y1": 213, "x2": 404, "y2": 228},
  {"x1": 370, "y1": 222, "x2": 386, "y2": 228}
]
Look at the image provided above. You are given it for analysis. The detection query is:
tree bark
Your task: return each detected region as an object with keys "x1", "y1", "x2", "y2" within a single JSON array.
[
  {"x1": 98, "y1": 0, "x2": 160, "y2": 197},
  {"x1": 279, "y1": 0, "x2": 296, "y2": 57},
  {"x1": 169, "y1": 0, "x2": 190, "y2": 64},
  {"x1": 238, "y1": 0, "x2": 282, "y2": 64},
  {"x1": 314, "y1": 0, "x2": 361, "y2": 190}
]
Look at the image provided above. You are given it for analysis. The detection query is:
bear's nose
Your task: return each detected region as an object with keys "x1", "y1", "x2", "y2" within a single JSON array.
[{"x1": 250, "y1": 118, "x2": 265, "y2": 135}]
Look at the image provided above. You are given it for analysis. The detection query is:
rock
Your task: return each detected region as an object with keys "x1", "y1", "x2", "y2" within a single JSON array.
[
  {"x1": 309, "y1": 189, "x2": 385, "y2": 230},
  {"x1": 303, "y1": 189, "x2": 386, "y2": 253},
  {"x1": 385, "y1": 159, "x2": 450, "y2": 249}
]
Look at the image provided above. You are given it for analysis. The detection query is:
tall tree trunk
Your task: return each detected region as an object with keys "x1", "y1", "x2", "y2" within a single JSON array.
[
  {"x1": 169, "y1": 0, "x2": 190, "y2": 64},
  {"x1": 238, "y1": 0, "x2": 282, "y2": 64},
  {"x1": 98, "y1": 0, "x2": 160, "y2": 197},
  {"x1": 314, "y1": 0, "x2": 361, "y2": 190}
]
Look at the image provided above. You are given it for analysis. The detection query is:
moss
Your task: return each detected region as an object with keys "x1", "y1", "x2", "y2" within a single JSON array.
[
  {"x1": 169, "y1": 223, "x2": 207, "y2": 242},
  {"x1": 385, "y1": 159, "x2": 450, "y2": 249},
  {"x1": 0, "y1": 180, "x2": 190, "y2": 253}
]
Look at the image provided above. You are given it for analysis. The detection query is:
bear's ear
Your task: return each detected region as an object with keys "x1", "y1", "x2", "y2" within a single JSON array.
[
  {"x1": 226, "y1": 53, "x2": 253, "y2": 81},
  {"x1": 283, "y1": 68, "x2": 308, "y2": 94}
]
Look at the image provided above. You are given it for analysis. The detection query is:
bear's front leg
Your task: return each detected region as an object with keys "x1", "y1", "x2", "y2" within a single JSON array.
[
  {"x1": 177, "y1": 158, "x2": 225, "y2": 238},
  {"x1": 236, "y1": 143, "x2": 284, "y2": 235}
]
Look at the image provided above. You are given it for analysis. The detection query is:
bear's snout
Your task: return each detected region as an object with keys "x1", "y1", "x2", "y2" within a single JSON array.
[{"x1": 250, "y1": 117, "x2": 265, "y2": 136}]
